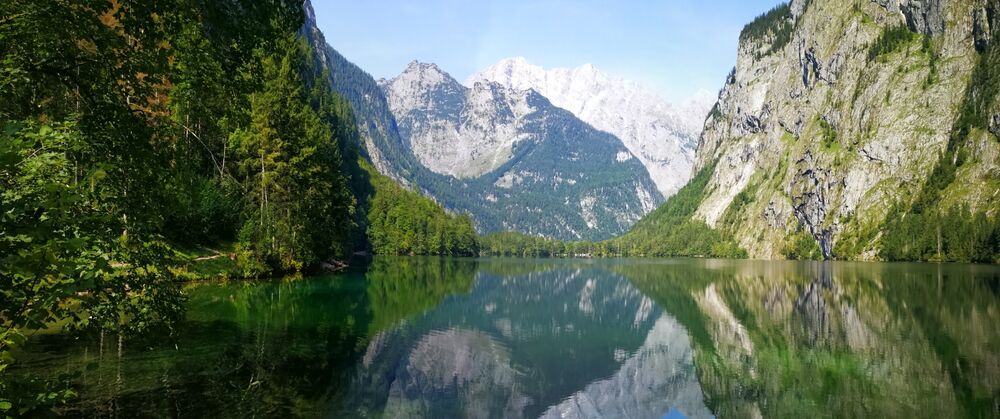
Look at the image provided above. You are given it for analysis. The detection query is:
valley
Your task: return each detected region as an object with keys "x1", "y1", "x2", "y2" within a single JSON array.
[{"x1": 3, "y1": 0, "x2": 1000, "y2": 416}]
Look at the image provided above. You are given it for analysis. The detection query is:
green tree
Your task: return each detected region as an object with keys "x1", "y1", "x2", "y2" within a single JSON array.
[
  {"x1": 232, "y1": 38, "x2": 355, "y2": 276},
  {"x1": 0, "y1": 1, "x2": 192, "y2": 412}
]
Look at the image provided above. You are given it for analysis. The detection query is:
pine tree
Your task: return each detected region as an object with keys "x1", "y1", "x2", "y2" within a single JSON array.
[{"x1": 233, "y1": 37, "x2": 354, "y2": 275}]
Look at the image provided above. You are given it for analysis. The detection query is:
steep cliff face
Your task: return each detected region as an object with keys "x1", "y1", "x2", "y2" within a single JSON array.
[
  {"x1": 300, "y1": 3, "x2": 420, "y2": 184},
  {"x1": 695, "y1": 0, "x2": 1000, "y2": 260}
]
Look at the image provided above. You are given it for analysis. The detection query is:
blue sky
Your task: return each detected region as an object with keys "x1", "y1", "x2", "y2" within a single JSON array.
[{"x1": 313, "y1": 0, "x2": 785, "y2": 102}]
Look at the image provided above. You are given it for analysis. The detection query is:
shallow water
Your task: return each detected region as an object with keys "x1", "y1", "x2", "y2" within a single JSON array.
[{"x1": 12, "y1": 257, "x2": 1000, "y2": 418}]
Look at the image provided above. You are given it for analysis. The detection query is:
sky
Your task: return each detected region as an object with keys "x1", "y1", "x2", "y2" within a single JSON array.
[{"x1": 313, "y1": 0, "x2": 785, "y2": 102}]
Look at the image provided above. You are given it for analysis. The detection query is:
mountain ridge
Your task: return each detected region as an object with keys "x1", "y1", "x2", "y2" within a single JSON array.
[
  {"x1": 301, "y1": 3, "x2": 664, "y2": 240},
  {"x1": 468, "y1": 57, "x2": 715, "y2": 197},
  {"x1": 378, "y1": 59, "x2": 664, "y2": 240}
]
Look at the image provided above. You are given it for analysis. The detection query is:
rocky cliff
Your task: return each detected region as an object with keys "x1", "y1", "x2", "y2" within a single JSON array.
[
  {"x1": 693, "y1": 0, "x2": 1000, "y2": 260},
  {"x1": 381, "y1": 62, "x2": 541, "y2": 179},
  {"x1": 299, "y1": 2, "x2": 420, "y2": 184}
]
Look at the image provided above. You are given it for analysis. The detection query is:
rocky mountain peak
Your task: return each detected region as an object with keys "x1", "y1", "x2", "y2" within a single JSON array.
[
  {"x1": 393, "y1": 61, "x2": 459, "y2": 89},
  {"x1": 468, "y1": 57, "x2": 713, "y2": 197},
  {"x1": 493, "y1": 56, "x2": 531, "y2": 72},
  {"x1": 377, "y1": 59, "x2": 662, "y2": 239},
  {"x1": 381, "y1": 61, "x2": 465, "y2": 123}
]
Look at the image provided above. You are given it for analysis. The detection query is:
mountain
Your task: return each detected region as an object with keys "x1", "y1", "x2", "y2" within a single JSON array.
[
  {"x1": 379, "y1": 62, "x2": 534, "y2": 179},
  {"x1": 377, "y1": 62, "x2": 664, "y2": 240},
  {"x1": 641, "y1": 0, "x2": 1000, "y2": 262},
  {"x1": 468, "y1": 57, "x2": 715, "y2": 197},
  {"x1": 300, "y1": 3, "x2": 419, "y2": 184},
  {"x1": 300, "y1": 2, "x2": 663, "y2": 241}
]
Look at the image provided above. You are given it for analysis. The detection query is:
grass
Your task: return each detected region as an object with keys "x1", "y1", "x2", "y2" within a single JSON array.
[
  {"x1": 816, "y1": 116, "x2": 839, "y2": 150},
  {"x1": 171, "y1": 242, "x2": 239, "y2": 281}
]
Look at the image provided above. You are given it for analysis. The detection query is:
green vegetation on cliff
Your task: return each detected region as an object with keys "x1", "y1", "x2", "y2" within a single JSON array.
[
  {"x1": 741, "y1": 2, "x2": 795, "y2": 57},
  {"x1": 880, "y1": 21, "x2": 1000, "y2": 264},
  {"x1": 612, "y1": 163, "x2": 747, "y2": 258},
  {"x1": 868, "y1": 25, "x2": 921, "y2": 61}
]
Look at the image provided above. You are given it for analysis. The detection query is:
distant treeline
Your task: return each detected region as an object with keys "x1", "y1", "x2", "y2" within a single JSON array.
[{"x1": 481, "y1": 163, "x2": 748, "y2": 259}]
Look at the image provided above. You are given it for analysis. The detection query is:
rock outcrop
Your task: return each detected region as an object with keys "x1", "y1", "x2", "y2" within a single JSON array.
[
  {"x1": 382, "y1": 62, "x2": 540, "y2": 179},
  {"x1": 694, "y1": 0, "x2": 1000, "y2": 259}
]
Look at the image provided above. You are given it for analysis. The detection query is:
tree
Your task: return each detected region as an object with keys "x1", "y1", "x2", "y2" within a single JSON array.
[{"x1": 232, "y1": 38, "x2": 355, "y2": 276}]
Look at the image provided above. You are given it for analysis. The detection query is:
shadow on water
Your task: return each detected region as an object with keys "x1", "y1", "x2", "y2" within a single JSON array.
[{"x1": 10, "y1": 257, "x2": 1000, "y2": 418}]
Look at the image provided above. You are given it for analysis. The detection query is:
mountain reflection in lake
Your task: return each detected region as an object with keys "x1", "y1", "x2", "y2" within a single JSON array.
[{"x1": 11, "y1": 257, "x2": 1000, "y2": 418}]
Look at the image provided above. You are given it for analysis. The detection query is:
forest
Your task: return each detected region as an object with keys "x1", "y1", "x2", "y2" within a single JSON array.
[
  {"x1": 877, "y1": 19, "x2": 1000, "y2": 264},
  {"x1": 0, "y1": 0, "x2": 476, "y2": 413}
]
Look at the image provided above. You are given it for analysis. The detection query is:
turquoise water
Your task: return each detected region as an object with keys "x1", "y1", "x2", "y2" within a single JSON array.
[{"x1": 12, "y1": 257, "x2": 1000, "y2": 418}]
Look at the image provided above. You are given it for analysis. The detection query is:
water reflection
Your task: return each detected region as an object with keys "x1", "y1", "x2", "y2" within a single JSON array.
[
  {"x1": 10, "y1": 257, "x2": 1000, "y2": 418},
  {"x1": 620, "y1": 259, "x2": 1000, "y2": 418},
  {"x1": 344, "y1": 259, "x2": 710, "y2": 418}
]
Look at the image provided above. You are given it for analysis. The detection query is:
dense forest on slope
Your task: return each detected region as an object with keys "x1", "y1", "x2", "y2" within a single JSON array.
[
  {"x1": 364, "y1": 161, "x2": 479, "y2": 257},
  {"x1": 0, "y1": 0, "x2": 339, "y2": 412},
  {"x1": 610, "y1": 163, "x2": 746, "y2": 258},
  {"x1": 740, "y1": 2, "x2": 796, "y2": 57},
  {"x1": 0, "y1": 0, "x2": 477, "y2": 414},
  {"x1": 876, "y1": 17, "x2": 1000, "y2": 264}
]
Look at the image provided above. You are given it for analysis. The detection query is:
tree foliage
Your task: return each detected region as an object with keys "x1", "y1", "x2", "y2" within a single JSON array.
[
  {"x1": 0, "y1": 0, "x2": 411, "y2": 413},
  {"x1": 231, "y1": 38, "x2": 355, "y2": 276},
  {"x1": 0, "y1": 0, "x2": 206, "y2": 413},
  {"x1": 868, "y1": 25, "x2": 920, "y2": 61},
  {"x1": 741, "y1": 2, "x2": 796, "y2": 57},
  {"x1": 881, "y1": 205, "x2": 1000, "y2": 263},
  {"x1": 365, "y1": 163, "x2": 479, "y2": 257},
  {"x1": 782, "y1": 230, "x2": 824, "y2": 261}
]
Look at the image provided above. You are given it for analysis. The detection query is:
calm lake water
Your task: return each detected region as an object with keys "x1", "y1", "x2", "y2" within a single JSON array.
[{"x1": 12, "y1": 257, "x2": 1000, "y2": 418}]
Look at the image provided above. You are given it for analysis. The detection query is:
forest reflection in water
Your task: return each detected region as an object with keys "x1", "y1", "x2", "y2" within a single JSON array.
[{"x1": 11, "y1": 257, "x2": 1000, "y2": 418}]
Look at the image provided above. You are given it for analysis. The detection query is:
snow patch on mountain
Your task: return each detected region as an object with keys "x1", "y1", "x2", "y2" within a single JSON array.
[{"x1": 468, "y1": 57, "x2": 715, "y2": 197}]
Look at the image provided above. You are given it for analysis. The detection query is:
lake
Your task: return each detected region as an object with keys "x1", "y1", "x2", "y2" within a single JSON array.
[{"x1": 11, "y1": 257, "x2": 1000, "y2": 418}]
